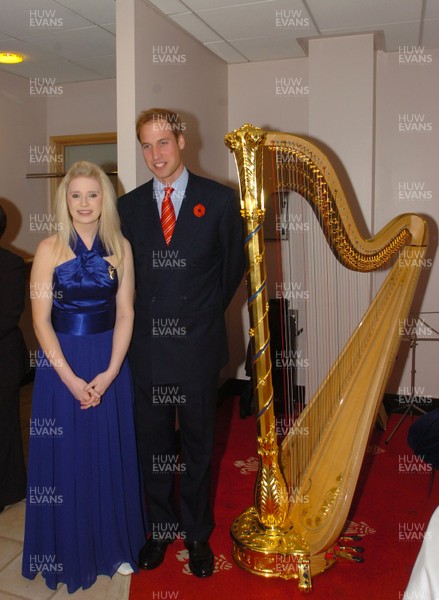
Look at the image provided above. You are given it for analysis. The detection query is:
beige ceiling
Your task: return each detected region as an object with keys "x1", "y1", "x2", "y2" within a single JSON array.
[{"x1": 0, "y1": 0, "x2": 438, "y2": 83}]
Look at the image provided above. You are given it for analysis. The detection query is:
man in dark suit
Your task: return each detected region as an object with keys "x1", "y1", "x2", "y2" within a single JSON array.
[
  {"x1": 0, "y1": 205, "x2": 27, "y2": 513},
  {"x1": 118, "y1": 108, "x2": 244, "y2": 577}
]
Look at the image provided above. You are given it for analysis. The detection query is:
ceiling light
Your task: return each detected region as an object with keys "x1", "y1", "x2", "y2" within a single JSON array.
[{"x1": 0, "y1": 52, "x2": 24, "y2": 64}]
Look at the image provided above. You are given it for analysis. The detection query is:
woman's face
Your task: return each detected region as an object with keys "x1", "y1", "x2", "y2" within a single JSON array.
[{"x1": 67, "y1": 176, "x2": 103, "y2": 228}]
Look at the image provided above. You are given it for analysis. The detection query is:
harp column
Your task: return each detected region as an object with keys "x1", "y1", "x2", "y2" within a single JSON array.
[
  {"x1": 225, "y1": 125, "x2": 312, "y2": 591},
  {"x1": 225, "y1": 124, "x2": 289, "y2": 527}
]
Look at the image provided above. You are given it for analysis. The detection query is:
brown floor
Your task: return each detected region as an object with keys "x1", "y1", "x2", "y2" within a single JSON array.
[{"x1": 0, "y1": 383, "x2": 130, "y2": 599}]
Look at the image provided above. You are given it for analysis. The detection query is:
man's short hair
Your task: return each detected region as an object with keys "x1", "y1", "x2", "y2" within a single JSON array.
[{"x1": 136, "y1": 108, "x2": 183, "y2": 142}]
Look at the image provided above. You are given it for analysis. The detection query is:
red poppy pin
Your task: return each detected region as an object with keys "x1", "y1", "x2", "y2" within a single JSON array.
[{"x1": 194, "y1": 203, "x2": 206, "y2": 217}]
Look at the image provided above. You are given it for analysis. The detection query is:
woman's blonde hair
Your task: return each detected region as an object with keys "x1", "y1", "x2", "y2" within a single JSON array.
[{"x1": 54, "y1": 161, "x2": 124, "y2": 278}]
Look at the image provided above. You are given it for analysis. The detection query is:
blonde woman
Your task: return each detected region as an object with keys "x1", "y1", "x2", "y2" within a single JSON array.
[{"x1": 22, "y1": 162, "x2": 146, "y2": 593}]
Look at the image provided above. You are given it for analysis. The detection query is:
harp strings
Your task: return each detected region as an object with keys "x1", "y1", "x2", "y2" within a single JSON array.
[{"x1": 270, "y1": 142, "x2": 372, "y2": 489}]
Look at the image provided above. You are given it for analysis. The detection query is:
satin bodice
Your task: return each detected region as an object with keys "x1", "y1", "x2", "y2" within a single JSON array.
[{"x1": 52, "y1": 234, "x2": 118, "y2": 335}]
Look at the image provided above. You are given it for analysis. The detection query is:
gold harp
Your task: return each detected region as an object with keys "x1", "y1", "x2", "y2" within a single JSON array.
[{"x1": 224, "y1": 124, "x2": 428, "y2": 591}]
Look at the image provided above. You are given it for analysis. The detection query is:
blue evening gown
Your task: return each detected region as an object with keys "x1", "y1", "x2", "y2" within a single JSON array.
[{"x1": 22, "y1": 234, "x2": 147, "y2": 593}]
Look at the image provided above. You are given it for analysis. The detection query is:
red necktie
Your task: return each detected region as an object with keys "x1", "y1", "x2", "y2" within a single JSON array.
[{"x1": 160, "y1": 187, "x2": 176, "y2": 246}]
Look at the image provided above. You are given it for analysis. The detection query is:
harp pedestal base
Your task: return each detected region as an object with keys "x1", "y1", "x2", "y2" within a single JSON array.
[{"x1": 231, "y1": 507, "x2": 334, "y2": 592}]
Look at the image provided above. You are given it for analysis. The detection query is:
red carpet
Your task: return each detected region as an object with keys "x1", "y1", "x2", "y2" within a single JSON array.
[{"x1": 129, "y1": 397, "x2": 438, "y2": 599}]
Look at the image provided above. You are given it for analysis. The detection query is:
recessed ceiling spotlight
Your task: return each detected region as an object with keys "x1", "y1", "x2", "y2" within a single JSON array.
[{"x1": 0, "y1": 52, "x2": 24, "y2": 64}]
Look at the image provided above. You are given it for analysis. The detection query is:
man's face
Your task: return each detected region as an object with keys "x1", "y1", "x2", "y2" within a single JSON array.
[{"x1": 139, "y1": 119, "x2": 185, "y2": 184}]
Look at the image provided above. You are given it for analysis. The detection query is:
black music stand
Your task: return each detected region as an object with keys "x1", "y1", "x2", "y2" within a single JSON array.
[{"x1": 385, "y1": 314, "x2": 439, "y2": 444}]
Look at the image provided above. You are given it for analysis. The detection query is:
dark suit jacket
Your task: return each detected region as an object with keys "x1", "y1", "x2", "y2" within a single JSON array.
[
  {"x1": 118, "y1": 171, "x2": 245, "y2": 385},
  {"x1": 0, "y1": 248, "x2": 26, "y2": 384},
  {"x1": 0, "y1": 248, "x2": 28, "y2": 507}
]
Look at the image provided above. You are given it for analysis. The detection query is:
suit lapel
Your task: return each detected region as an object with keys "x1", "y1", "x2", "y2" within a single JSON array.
[
  {"x1": 135, "y1": 182, "x2": 171, "y2": 296},
  {"x1": 141, "y1": 174, "x2": 211, "y2": 295},
  {"x1": 141, "y1": 181, "x2": 169, "y2": 249},
  {"x1": 169, "y1": 173, "x2": 210, "y2": 252}
]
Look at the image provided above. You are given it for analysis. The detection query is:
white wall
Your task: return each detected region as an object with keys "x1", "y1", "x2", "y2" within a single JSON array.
[
  {"x1": 0, "y1": 74, "x2": 117, "y2": 258},
  {"x1": 228, "y1": 39, "x2": 439, "y2": 397},
  {"x1": 308, "y1": 34, "x2": 374, "y2": 233},
  {"x1": 0, "y1": 70, "x2": 47, "y2": 257},
  {"x1": 117, "y1": 0, "x2": 231, "y2": 192},
  {"x1": 375, "y1": 48, "x2": 439, "y2": 397},
  {"x1": 47, "y1": 79, "x2": 116, "y2": 136},
  {"x1": 228, "y1": 57, "x2": 309, "y2": 135},
  {"x1": 0, "y1": 73, "x2": 117, "y2": 351}
]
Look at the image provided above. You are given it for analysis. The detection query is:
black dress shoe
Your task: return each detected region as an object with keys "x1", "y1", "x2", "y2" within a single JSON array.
[
  {"x1": 138, "y1": 538, "x2": 169, "y2": 570},
  {"x1": 186, "y1": 541, "x2": 214, "y2": 577}
]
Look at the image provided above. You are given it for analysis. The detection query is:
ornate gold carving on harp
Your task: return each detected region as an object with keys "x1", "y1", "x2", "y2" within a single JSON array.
[{"x1": 224, "y1": 124, "x2": 428, "y2": 591}]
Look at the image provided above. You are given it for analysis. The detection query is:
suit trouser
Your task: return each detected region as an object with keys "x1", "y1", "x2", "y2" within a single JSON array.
[
  {"x1": 133, "y1": 377, "x2": 218, "y2": 544},
  {"x1": 0, "y1": 380, "x2": 27, "y2": 508}
]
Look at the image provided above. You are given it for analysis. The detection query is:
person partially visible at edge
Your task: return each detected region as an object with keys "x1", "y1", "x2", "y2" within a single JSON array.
[
  {"x1": 118, "y1": 108, "x2": 245, "y2": 578},
  {"x1": 22, "y1": 161, "x2": 147, "y2": 593},
  {"x1": 0, "y1": 204, "x2": 27, "y2": 513}
]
